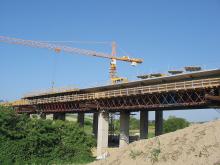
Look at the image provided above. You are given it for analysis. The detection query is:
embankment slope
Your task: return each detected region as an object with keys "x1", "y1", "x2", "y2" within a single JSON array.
[{"x1": 90, "y1": 120, "x2": 220, "y2": 165}]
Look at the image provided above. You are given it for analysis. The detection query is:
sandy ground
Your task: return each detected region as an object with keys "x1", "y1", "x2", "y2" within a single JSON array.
[{"x1": 90, "y1": 120, "x2": 220, "y2": 165}]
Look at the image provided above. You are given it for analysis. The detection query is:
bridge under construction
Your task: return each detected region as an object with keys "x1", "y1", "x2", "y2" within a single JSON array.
[{"x1": 10, "y1": 68, "x2": 220, "y2": 158}]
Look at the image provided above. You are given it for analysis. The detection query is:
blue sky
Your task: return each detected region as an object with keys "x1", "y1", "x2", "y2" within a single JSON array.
[{"x1": 0, "y1": 0, "x2": 220, "y2": 121}]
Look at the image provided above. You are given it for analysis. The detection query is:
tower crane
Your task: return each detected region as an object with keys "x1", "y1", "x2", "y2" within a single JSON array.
[
  {"x1": 0, "y1": 35, "x2": 143, "y2": 139},
  {"x1": 0, "y1": 36, "x2": 143, "y2": 84}
]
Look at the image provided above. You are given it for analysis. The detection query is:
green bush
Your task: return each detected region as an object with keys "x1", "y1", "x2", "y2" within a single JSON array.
[
  {"x1": 84, "y1": 118, "x2": 93, "y2": 126},
  {"x1": 163, "y1": 116, "x2": 190, "y2": 133},
  {"x1": 0, "y1": 106, "x2": 95, "y2": 164}
]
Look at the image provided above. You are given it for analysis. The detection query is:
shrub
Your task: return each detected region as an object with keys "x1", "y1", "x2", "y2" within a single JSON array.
[
  {"x1": 84, "y1": 118, "x2": 93, "y2": 126},
  {"x1": 163, "y1": 116, "x2": 190, "y2": 133},
  {"x1": 0, "y1": 106, "x2": 95, "y2": 164}
]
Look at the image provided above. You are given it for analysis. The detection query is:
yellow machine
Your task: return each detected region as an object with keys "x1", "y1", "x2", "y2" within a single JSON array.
[{"x1": 111, "y1": 77, "x2": 129, "y2": 84}]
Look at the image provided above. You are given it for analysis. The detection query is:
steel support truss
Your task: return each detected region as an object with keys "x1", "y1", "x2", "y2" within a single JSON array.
[{"x1": 16, "y1": 87, "x2": 219, "y2": 114}]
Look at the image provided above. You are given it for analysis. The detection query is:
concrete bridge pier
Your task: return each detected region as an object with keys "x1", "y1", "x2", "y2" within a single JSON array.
[
  {"x1": 53, "y1": 113, "x2": 65, "y2": 121},
  {"x1": 97, "y1": 110, "x2": 109, "y2": 159},
  {"x1": 119, "y1": 111, "x2": 130, "y2": 148},
  {"x1": 140, "y1": 110, "x2": 148, "y2": 139},
  {"x1": 77, "y1": 112, "x2": 85, "y2": 127},
  {"x1": 155, "y1": 111, "x2": 163, "y2": 136},
  {"x1": 93, "y1": 112, "x2": 98, "y2": 138}
]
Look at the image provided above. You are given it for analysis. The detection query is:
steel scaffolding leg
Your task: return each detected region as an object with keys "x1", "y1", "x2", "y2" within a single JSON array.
[
  {"x1": 93, "y1": 112, "x2": 98, "y2": 138},
  {"x1": 77, "y1": 112, "x2": 85, "y2": 127},
  {"x1": 53, "y1": 113, "x2": 65, "y2": 121},
  {"x1": 140, "y1": 110, "x2": 148, "y2": 139},
  {"x1": 155, "y1": 111, "x2": 163, "y2": 136}
]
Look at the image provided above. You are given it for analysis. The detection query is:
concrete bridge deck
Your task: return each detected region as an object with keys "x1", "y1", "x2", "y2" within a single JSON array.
[{"x1": 15, "y1": 69, "x2": 220, "y2": 113}]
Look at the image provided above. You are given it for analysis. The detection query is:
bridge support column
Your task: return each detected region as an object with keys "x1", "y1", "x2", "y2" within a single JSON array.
[
  {"x1": 119, "y1": 111, "x2": 130, "y2": 148},
  {"x1": 77, "y1": 113, "x2": 84, "y2": 127},
  {"x1": 140, "y1": 110, "x2": 148, "y2": 139},
  {"x1": 155, "y1": 111, "x2": 163, "y2": 136},
  {"x1": 97, "y1": 111, "x2": 109, "y2": 159},
  {"x1": 40, "y1": 113, "x2": 46, "y2": 119},
  {"x1": 93, "y1": 112, "x2": 98, "y2": 138},
  {"x1": 53, "y1": 113, "x2": 65, "y2": 121}
]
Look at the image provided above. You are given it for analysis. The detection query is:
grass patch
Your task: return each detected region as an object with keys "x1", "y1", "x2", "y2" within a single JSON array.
[
  {"x1": 129, "y1": 150, "x2": 143, "y2": 160},
  {"x1": 150, "y1": 148, "x2": 161, "y2": 163},
  {"x1": 149, "y1": 138, "x2": 161, "y2": 164}
]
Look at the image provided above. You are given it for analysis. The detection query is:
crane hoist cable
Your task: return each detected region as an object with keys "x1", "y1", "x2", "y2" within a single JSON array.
[
  {"x1": 48, "y1": 41, "x2": 110, "y2": 89},
  {"x1": 46, "y1": 40, "x2": 111, "y2": 88},
  {"x1": 51, "y1": 52, "x2": 58, "y2": 89}
]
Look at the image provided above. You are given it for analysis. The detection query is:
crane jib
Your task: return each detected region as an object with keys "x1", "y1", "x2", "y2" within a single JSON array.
[{"x1": 0, "y1": 36, "x2": 143, "y2": 63}]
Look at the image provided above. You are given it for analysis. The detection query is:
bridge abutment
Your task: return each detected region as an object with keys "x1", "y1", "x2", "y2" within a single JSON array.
[
  {"x1": 155, "y1": 110, "x2": 163, "y2": 136},
  {"x1": 97, "y1": 111, "x2": 109, "y2": 159},
  {"x1": 53, "y1": 113, "x2": 65, "y2": 121},
  {"x1": 77, "y1": 112, "x2": 85, "y2": 127},
  {"x1": 140, "y1": 110, "x2": 148, "y2": 139},
  {"x1": 93, "y1": 112, "x2": 98, "y2": 138},
  {"x1": 119, "y1": 111, "x2": 130, "y2": 148}
]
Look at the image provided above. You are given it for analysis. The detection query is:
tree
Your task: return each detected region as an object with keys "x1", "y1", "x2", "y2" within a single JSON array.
[
  {"x1": 0, "y1": 106, "x2": 95, "y2": 164},
  {"x1": 129, "y1": 117, "x2": 140, "y2": 130},
  {"x1": 163, "y1": 116, "x2": 190, "y2": 133}
]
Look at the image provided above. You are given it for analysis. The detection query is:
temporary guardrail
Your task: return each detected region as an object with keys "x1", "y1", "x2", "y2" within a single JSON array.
[{"x1": 22, "y1": 77, "x2": 220, "y2": 105}]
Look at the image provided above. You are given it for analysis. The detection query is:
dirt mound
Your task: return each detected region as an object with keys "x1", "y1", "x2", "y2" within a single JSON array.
[{"x1": 90, "y1": 120, "x2": 220, "y2": 165}]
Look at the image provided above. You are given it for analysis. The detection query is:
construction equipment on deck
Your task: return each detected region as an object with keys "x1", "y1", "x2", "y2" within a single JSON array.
[
  {"x1": 137, "y1": 73, "x2": 166, "y2": 79},
  {"x1": 184, "y1": 66, "x2": 202, "y2": 72},
  {"x1": 168, "y1": 70, "x2": 184, "y2": 75}
]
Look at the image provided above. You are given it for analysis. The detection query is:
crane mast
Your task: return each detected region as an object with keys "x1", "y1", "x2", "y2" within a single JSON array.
[{"x1": 110, "y1": 41, "x2": 117, "y2": 81}]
